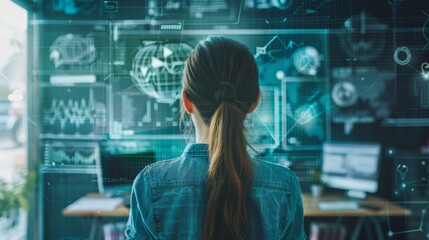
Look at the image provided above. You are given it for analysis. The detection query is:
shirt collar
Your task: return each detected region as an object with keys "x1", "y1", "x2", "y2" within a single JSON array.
[{"x1": 181, "y1": 143, "x2": 209, "y2": 157}]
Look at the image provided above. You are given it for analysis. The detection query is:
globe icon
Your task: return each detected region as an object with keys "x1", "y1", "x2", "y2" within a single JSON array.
[{"x1": 130, "y1": 42, "x2": 193, "y2": 103}]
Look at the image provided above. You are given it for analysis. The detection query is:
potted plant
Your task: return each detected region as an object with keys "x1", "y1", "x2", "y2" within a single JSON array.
[
  {"x1": 308, "y1": 168, "x2": 323, "y2": 197},
  {"x1": 0, "y1": 171, "x2": 35, "y2": 228}
]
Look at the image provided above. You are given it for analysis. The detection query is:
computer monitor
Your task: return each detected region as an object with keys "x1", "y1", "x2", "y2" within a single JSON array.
[
  {"x1": 100, "y1": 151, "x2": 155, "y2": 195},
  {"x1": 321, "y1": 142, "x2": 381, "y2": 198}
]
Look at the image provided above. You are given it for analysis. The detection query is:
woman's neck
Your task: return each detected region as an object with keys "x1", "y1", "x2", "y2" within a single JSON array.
[{"x1": 194, "y1": 121, "x2": 210, "y2": 144}]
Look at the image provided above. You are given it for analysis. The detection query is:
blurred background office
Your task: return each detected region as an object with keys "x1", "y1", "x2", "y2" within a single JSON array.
[{"x1": 0, "y1": 0, "x2": 428, "y2": 239}]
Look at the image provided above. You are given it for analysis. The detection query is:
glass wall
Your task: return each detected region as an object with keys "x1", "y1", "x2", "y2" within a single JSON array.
[{"x1": 0, "y1": 0, "x2": 28, "y2": 238}]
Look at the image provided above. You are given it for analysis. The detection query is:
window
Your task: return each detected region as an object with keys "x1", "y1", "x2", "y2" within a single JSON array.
[{"x1": 0, "y1": 0, "x2": 28, "y2": 237}]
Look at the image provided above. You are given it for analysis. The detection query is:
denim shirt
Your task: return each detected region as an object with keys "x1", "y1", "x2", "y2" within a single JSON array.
[{"x1": 125, "y1": 144, "x2": 306, "y2": 240}]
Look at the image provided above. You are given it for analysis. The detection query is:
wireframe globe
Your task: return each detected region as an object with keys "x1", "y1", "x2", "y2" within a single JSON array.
[{"x1": 130, "y1": 42, "x2": 193, "y2": 103}]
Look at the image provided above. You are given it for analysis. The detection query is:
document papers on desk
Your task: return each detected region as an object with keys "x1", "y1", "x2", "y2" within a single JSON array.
[
  {"x1": 318, "y1": 201, "x2": 360, "y2": 211},
  {"x1": 66, "y1": 197, "x2": 123, "y2": 211}
]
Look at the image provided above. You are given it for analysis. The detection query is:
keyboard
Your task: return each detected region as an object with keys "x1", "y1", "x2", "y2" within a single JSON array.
[{"x1": 318, "y1": 201, "x2": 360, "y2": 211}]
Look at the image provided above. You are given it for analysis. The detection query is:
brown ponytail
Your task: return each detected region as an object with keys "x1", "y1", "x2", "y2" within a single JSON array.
[
  {"x1": 205, "y1": 100, "x2": 253, "y2": 239},
  {"x1": 182, "y1": 37, "x2": 259, "y2": 240}
]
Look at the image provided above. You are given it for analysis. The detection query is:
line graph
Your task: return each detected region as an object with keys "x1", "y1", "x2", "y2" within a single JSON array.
[
  {"x1": 43, "y1": 143, "x2": 97, "y2": 166},
  {"x1": 42, "y1": 86, "x2": 107, "y2": 136}
]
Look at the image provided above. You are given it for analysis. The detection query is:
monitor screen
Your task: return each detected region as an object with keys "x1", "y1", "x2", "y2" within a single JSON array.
[
  {"x1": 321, "y1": 142, "x2": 381, "y2": 194},
  {"x1": 100, "y1": 151, "x2": 155, "y2": 193}
]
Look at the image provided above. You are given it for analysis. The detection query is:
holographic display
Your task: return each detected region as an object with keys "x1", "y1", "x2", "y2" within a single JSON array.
[
  {"x1": 30, "y1": 2, "x2": 429, "y2": 240},
  {"x1": 389, "y1": 154, "x2": 429, "y2": 240},
  {"x1": 42, "y1": 141, "x2": 99, "y2": 166},
  {"x1": 146, "y1": 0, "x2": 241, "y2": 24},
  {"x1": 243, "y1": 0, "x2": 335, "y2": 16},
  {"x1": 339, "y1": 12, "x2": 387, "y2": 63},
  {"x1": 390, "y1": 28, "x2": 429, "y2": 120},
  {"x1": 109, "y1": 76, "x2": 183, "y2": 138},
  {"x1": 43, "y1": 0, "x2": 101, "y2": 17},
  {"x1": 254, "y1": 33, "x2": 328, "y2": 81},
  {"x1": 394, "y1": 46, "x2": 412, "y2": 66},
  {"x1": 329, "y1": 10, "x2": 397, "y2": 133},
  {"x1": 130, "y1": 42, "x2": 193, "y2": 104},
  {"x1": 246, "y1": 87, "x2": 281, "y2": 150},
  {"x1": 109, "y1": 25, "x2": 329, "y2": 149},
  {"x1": 113, "y1": 28, "x2": 329, "y2": 149},
  {"x1": 423, "y1": 11, "x2": 429, "y2": 50},
  {"x1": 41, "y1": 83, "x2": 107, "y2": 137},
  {"x1": 291, "y1": 46, "x2": 321, "y2": 76},
  {"x1": 284, "y1": 81, "x2": 329, "y2": 148},
  {"x1": 49, "y1": 34, "x2": 96, "y2": 68},
  {"x1": 248, "y1": 32, "x2": 329, "y2": 149},
  {"x1": 393, "y1": 155, "x2": 429, "y2": 199},
  {"x1": 38, "y1": 23, "x2": 109, "y2": 74},
  {"x1": 414, "y1": 75, "x2": 429, "y2": 108},
  {"x1": 330, "y1": 68, "x2": 395, "y2": 134}
]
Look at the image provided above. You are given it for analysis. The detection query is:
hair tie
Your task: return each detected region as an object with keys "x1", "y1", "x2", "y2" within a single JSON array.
[{"x1": 214, "y1": 82, "x2": 237, "y2": 103}]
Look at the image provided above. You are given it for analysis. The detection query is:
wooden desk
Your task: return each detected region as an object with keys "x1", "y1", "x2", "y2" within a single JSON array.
[
  {"x1": 63, "y1": 193, "x2": 129, "y2": 240},
  {"x1": 302, "y1": 193, "x2": 411, "y2": 240},
  {"x1": 65, "y1": 193, "x2": 410, "y2": 218},
  {"x1": 63, "y1": 193, "x2": 129, "y2": 217},
  {"x1": 302, "y1": 193, "x2": 411, "y2": 217},
  {"x1": 64, "y1": 193, "x2": 411, "y2": 240}
]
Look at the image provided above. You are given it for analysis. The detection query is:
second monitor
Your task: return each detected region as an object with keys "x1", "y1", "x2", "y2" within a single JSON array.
[{"x1": 321, "y1": 142, "x2": 381, "y2": 199}]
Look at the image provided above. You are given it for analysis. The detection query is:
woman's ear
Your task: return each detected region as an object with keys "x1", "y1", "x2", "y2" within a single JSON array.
[
  {"x1": 248, "y1": 91, "x2": 261, "y2": 113},
  {"x1": 182, "y1": 90, "x2": 193, "y2": 114}
]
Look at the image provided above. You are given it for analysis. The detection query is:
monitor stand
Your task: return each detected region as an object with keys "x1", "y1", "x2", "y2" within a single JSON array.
[{"x1": 346, "y1": 190, "x2": 367, "y2": 199}]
